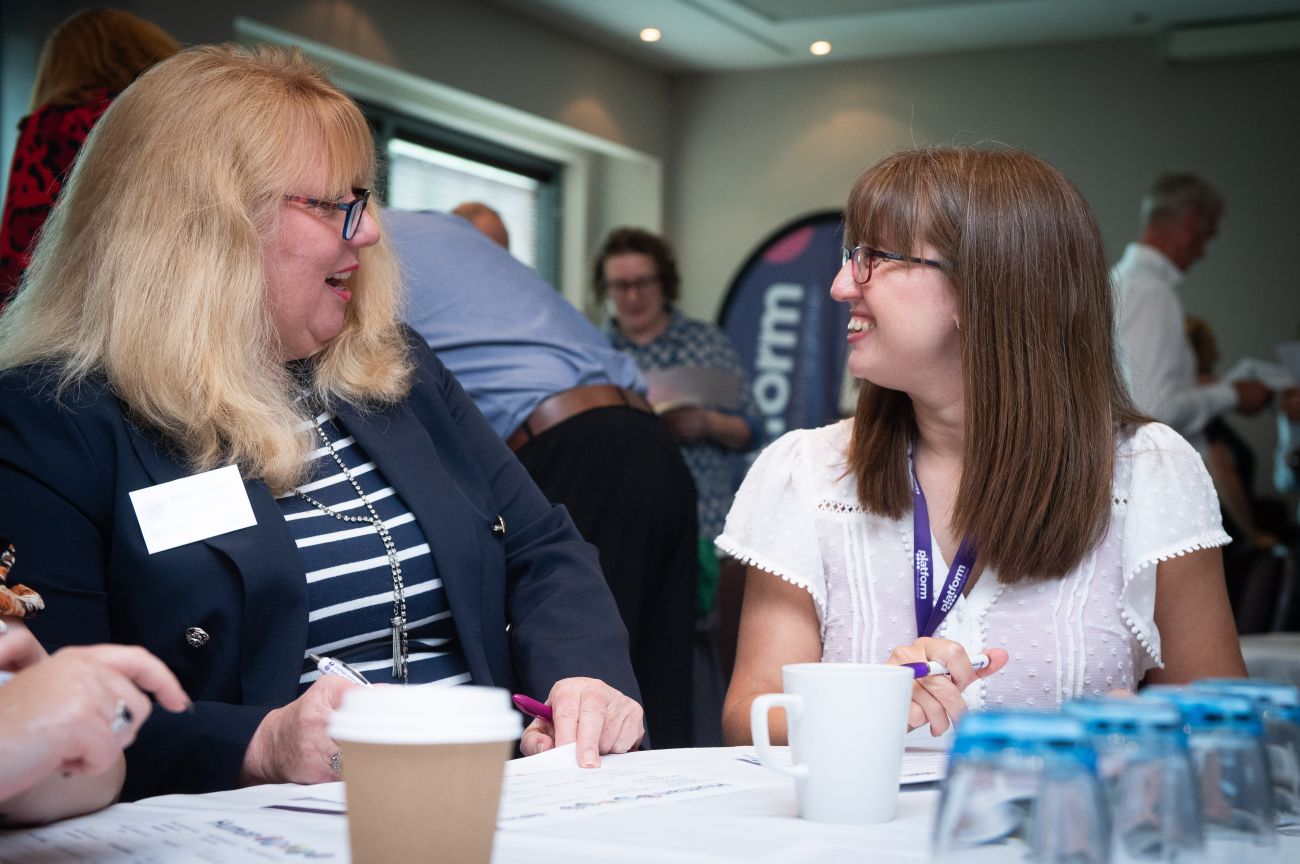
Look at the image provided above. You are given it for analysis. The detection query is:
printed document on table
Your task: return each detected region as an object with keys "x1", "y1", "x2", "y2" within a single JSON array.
[
  {"x1": 732, "y1": 745, "x2": 947, "y2": 785},
  {"x1": 0, "y1": 806, "x2": 347, "y2": 862},
  {"x1": 498, "y1": 745, "x2": 781, "y2": 830},
  {"x1": 899, "y1": 748, "x2": 948, "y2": 784}
]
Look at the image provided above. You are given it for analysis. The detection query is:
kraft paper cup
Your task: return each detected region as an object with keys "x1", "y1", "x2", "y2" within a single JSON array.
[{"x1": 329, "y1": 686, "x2": 522, "y2": 864}]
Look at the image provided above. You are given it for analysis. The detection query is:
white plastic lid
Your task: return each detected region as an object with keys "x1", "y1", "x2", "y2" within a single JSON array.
[{"x1": 329, "y1": 685, "x2": 523, "y2": 745}]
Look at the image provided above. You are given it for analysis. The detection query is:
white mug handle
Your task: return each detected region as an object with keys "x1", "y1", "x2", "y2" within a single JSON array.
[{"x1": 751, "y1": 693, "x2": 809, "y2": 780}]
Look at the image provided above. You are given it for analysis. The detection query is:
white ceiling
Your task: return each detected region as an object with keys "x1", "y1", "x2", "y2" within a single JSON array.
[{"x1": 483, "y1": 0, "x2": 1300, "y2": 72}]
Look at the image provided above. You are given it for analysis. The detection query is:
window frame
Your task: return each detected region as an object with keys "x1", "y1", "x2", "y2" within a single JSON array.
[{"x1": 361, "y1": 100, "x2": 562, "y2": 284}]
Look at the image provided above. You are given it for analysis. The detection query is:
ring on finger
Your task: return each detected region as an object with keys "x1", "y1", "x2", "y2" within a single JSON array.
[
  {"x1": 108, "y1": 698, "x2": 133, "y2": 734},
  {"x1": 330, "y1": 751, "x2": 343, "y2": 775}
]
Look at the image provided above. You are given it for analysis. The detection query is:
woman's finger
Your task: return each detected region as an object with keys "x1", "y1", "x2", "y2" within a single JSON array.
[
  {"x1": 601, "y1": 699, "x2": 644, "y2": 754},
  {"x1": 918, "y1": 675, "x2": 967, "y2": 731},
  {"x1": 98, "y1": 670, "x2": 155, "y2": 750},
  {"x1": 976, "y1": 648, "x2": 1009, "y2": 679},
  {"x1": 909, "y1": 682, "x2": 949, "y2": 734},
  {"x1": 614, "y1": 704, "x2": 645, "y2": 753},
  {"x1": 76, "y1": 645, "x2": 191, "y2": 712},
  {"x1": 520, "y1": 724, "x2": 555, "y2": 756},
  {"x1": 0, "y1": 623, "x2": 48, "y2": 672}
]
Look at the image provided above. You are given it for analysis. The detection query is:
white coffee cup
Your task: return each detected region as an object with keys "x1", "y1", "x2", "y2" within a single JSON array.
[
  {"x1": 329, "y1": 685, "x2": 522, "y2": 863},
  {"x1": 751, "y1": 662, "x2": 913, "y2": 824}
]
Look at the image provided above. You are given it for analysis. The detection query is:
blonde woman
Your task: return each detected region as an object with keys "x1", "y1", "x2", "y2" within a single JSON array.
[
  {"x1": 720, "y1": 147, "x2": 1245, "y2": 745},
  {"x1": 0, "y1": 44, "x2": 642, "y2": 800},
  {"x1": 0, "y1": 8, "x2": 179, "y2": 302}
]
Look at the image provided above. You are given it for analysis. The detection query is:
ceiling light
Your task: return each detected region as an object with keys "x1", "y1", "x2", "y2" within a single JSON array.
[
  {"x1": 640, "y1": 28, "x2": 662, "y2": 43},
  {"x1": 810, "y1": 40, "x2": 832, "y2": 56}
]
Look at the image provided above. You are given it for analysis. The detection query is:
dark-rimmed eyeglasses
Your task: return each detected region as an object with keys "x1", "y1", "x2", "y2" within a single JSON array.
[
  {"x1": 600, "y1": 275, "x2": 660, "y2": 294},
  {"x1": 841, "y1": 245, "x2": 944, "y2": 285},
  {"x1": 282, "y1": 188, "x2": 371, "y2": 240}
]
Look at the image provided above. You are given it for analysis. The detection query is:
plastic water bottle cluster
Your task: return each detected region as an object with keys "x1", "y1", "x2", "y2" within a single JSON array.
[{"x1": 932, "y1": 679, "x2": 1300, "y2": 863}]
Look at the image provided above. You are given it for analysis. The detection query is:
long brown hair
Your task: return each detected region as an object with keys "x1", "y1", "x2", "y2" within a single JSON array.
[
  {"x1": 844, "y1": 146, "x2": 1145, "y2": 582},
  {"x1": 30, "y1": 8, "x2": 179, "y2": 110}
]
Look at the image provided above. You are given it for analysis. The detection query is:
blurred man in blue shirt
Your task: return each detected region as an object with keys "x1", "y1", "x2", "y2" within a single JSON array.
[{"x1": 386, "y1": 208, "x2": 698, "y2": 748}]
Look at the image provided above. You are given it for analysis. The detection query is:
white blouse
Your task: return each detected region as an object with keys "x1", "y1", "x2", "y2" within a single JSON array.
[{"x1": 716, "y1": 420, "x2": 1230, "y2": 710}]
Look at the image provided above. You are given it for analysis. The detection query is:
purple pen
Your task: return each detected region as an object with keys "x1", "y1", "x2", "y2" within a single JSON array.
[
  {"x1": 512, "y1": 693, "x2": 554, "y2": 723},
  {"x1": 901, "y1": 652, "x2": 992, "y2": 679}
]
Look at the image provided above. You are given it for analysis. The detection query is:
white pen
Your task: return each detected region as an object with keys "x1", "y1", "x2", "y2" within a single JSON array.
[
  {"x1": 901, "y1": 652, "x2": 992, "y2": 679},
  {"x1": 309, "y1": 652, "x2": 372, "y2": 687}
]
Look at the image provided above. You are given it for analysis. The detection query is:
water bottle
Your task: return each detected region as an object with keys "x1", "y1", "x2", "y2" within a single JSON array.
[
  {"x1": 1142, "y1": 687, "x2": 1276, "y2": 862},
  {"x1": 933, "y1": 710, "x2": 1110, "y2": 863},
  {"x1": 1063, "y1": 696, "x2": 1204, "y2": 863},
  {"x1": 1191, "y1": 679, "x2": 1300, "y2": 835}
]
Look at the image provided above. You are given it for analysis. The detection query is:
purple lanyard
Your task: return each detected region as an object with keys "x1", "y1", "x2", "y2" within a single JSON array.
[{"x1": 910, "y1": 453, "x2": 977, "y2": 639}]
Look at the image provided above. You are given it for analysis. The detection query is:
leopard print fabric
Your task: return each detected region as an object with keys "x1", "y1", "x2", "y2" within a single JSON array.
[
  {"x1": 0, "y1": 88, "x2": 114, "y2": 305},
  {"x1": 0, "y1": 537, "x2": 43, "y2": 619}
]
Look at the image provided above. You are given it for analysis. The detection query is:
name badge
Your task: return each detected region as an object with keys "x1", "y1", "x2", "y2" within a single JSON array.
[{"x1": 129, "y1": 465, "x2": 257, "y2": 554}]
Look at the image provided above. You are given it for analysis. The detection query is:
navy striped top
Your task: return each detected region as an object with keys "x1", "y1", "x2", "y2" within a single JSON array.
[{"x1": 277, "y1": 410, "x2": 471, "y2": 691}]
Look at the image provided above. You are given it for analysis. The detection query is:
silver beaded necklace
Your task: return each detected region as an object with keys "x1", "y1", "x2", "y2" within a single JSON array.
[{"x1": 294, "y1": 418, "x2": 408, "y2": 682}]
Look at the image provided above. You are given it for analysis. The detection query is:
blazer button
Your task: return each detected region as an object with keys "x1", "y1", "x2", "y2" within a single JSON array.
[{"x1": 185, "y1": 627, "x2": 210, "y2": 648}]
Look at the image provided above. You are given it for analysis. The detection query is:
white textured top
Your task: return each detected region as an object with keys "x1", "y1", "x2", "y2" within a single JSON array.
[{"x1": 716, "y1": 420, "x2": 1230, "y2": 711}]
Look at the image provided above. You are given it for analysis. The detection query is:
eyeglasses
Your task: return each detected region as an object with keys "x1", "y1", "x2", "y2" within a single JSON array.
[
  {"x1": 841, "y1": 245, "x2": 944, "y2": 285},
  {"x1": 282, "y1": 188, "x2": 371, "y2": 240},
  {"x1": 601, "y1": 275, "x2": 660, "y2": 294}
]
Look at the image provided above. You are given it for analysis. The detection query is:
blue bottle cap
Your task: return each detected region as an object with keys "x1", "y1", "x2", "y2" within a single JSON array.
[
  {"x1": 950, "y1": 709, "x2": 1094, "y2": 767},
  {"x1": 1063, "y1": 696, "x2": 1187, "y2": 741},
  {"x1": 1190, "y1": 678, "x2": 1300, "y2": 724},
  {"x1": 1140, "y1": 686, "x2": 1263, "y2": 735}
]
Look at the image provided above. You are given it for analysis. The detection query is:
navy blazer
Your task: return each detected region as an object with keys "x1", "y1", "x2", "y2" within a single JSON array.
[{"x1": 0, "y1": 333, "x2": 639, "y2": 800}]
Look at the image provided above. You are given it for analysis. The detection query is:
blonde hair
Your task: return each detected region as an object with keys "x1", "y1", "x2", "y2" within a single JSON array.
[
  {"x1": 844, "y1": 146, "x2": 1146, "y2": 582},
  {"x1": 30, "y1": 8, "x2": 180, "y2": 110},
  {"x1": 0, "y1": 44, "x2": 412, "y2": 494}
]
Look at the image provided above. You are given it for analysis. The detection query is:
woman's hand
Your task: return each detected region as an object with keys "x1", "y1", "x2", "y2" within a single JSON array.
[
  {"x1": 661, "y1": 406, "x2": 753, "y2": 450},
  {"x1": 0, "y1": 617, "x2": 47, "y2": 670},
  {"x1": 660, "y1": 405, "x2": 710, "y2": 444},
  {"x1": 239, "y1": 675, "x2": 358, "y2": 786},
  {"x1": 0, "y1": 634, "x2": 191, "y2": 804},
  {"x1": 887, "y1": 638, "x2": 1008, "y2": 735},
  {"x1": 518, "y1": 677, "x2": 644, "y2": 767}
]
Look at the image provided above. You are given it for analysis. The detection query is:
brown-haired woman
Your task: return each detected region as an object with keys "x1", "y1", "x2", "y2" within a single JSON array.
[
  {"x1": 0, "y1": 8, "x2": 179, "y2": 303},
  {"x1": 719, "y1": 146, "x2": 1245, "y2": 745}
]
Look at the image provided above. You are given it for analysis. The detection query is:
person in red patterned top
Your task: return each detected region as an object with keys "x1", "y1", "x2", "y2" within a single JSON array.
[{"x1": 0, "y1": 9, "x2": 177, "y2": 305}]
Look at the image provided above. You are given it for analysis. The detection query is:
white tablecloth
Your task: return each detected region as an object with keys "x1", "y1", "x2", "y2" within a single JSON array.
[{"x1": 2, "y1": 747, "x2": 1296, "y2": 863}]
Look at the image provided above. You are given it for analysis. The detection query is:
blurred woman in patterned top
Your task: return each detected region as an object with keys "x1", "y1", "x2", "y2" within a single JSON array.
[
  {"x1": 596, "y1": 228, "x2": 761, "y2": 618},
  {"x1": 0, "y1": 8, "x2": 178, "y2": 304}
]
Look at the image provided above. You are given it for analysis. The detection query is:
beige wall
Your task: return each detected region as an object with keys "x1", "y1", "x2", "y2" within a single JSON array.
[
  {"x1": 0, "y1": 0, "x2": 671, "y2": 303},
  {"x1": 4, "y1": 4, "x2": 1296, "y2": 469},
  {"x1": 666, "y1": 37, "x2": 1300, "y2": 470},
  {"x1": 0, "y1": 0, "x2": 671, "y2": 176}
]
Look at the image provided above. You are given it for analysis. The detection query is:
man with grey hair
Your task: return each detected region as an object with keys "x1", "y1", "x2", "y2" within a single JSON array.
[{"x1": 1113, "y1": 172, "x2": 1272, "y2": 454}]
